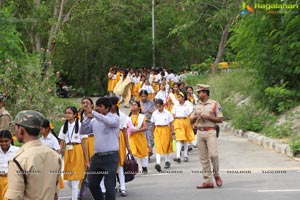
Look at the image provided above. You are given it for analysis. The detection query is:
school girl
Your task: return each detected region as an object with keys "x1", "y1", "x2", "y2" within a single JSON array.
[
  {"x1": 139, "y1": 90, "x2": 156, "y2": 160},
  {"x1": 150, "y1": 99, "x2": 174, "y2": 172},
  {"x1": 128, "y1": 100, "x2": 149, "y2": 174},
  {"x1": 0, "y1": 130, "x2": 19, "y2": 200},
  {"x1": 140, "y1": 79, "x2": 155, "y2": 100},
  {"x1": 171, "y1": 91, "x2": 194, "y2": 163},
  {"x1": 107, "y1": 68, "x2": 117, "y2": 97},
  {"x1": 154, "y1": 83, "x2": 168, "y2": 105},
  {"x1": 186, "y1": 86, "x2": 198, "y2": 104},
  {"x1": 78, "y1": 97, "x2": 95, "y2": 199},
  {"x1": 40, "y1": 119, "x2": 64, "y2": 199},
  {"x1": 80, "y1": 97, "x2": 95, "y2": 162},
  {"x1": 40, "y1": 119, "x2": 61, "y2": 152},
  {"x1": 110, "y1": 97, "x2": 132, "y2": 197},
  {"x1": 166, "y1": 83, "x2": 180, "y2": 112},
  {"x1": 58, "y1": 106, "x2": 88, "y2": 200},
  {"x1": 133, "y1": 75, "x2": 145, "y2": 101}
]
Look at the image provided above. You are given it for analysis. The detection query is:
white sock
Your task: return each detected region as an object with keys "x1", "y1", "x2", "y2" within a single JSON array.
[
  {"x1": 183, "y1": 142, "x2": 188, "y2": 157},
  {"x1": 176, "y1": 141, "x2": 182, "y2": 158},
  {"x1": 118, "y1": 166, "x2": 126, "y2": 191},
  {"x1": 141, "y1": 156, "x2": 148, "y2": 167},
  {"x1": 156, "y1": 153, "x2": 161, "y2": 164},
  {"x1": 165, "y1": 154, "x2": 170, "y2": 162},
  {"x1": 71, "y1": 180, "x2": 79, "y2": 200}
]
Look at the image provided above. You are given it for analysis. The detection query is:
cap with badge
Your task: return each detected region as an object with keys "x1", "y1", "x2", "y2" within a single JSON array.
[
  {"x1": 14, "y1": 110, "x2": 45, "y2": 129},
  {"x1": 196, "y1": 84, "x2": 210, "y2": 92}
]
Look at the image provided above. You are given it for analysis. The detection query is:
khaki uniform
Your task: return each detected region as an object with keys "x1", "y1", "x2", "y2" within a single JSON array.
[
  {"x1": 192, "y1": 99, "x2": 223, "y2": 183},
  {"x1": 5, "y1": 140, "x2": 61, "y2": 200},
  {"x1": 0, "y1": 107, "x2": 12, "y2": 131}
]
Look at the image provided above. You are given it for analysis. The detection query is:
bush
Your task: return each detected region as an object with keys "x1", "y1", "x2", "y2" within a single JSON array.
[
  {"x1": 263, "y1": 123, "x2": 293, "y2": 139},
  {"x1": 290, "y1": 138, "x2": 300, "y2": 156},
  {"x1": 231, "y1": 105, "x2": 271, "y2": 132},
  {"x1": 264, "y1": 84, "x2": 300, "y2": 113}
]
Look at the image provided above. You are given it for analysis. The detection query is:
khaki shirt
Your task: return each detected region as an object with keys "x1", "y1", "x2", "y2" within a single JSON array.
[
  {"x1": 0, "y1": 107, "x2": 11, "y2": 131},
  {"x1": 191, "y1": 99, "x2": 223, "y2": 128},
  {"x1": 5, "y1": 140, "x2": 61, "y2": 200}
]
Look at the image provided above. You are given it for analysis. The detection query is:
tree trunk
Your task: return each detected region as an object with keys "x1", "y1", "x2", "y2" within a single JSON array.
[
  {"x1": 47, "y1": 0, "x2": 65, "y2": 58},
  {"x1": 212, "y1": 20, "x2": 231, "y2": 74}
]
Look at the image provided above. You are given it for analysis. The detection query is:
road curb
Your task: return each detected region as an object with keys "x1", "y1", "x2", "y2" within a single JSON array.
[{"x1": 221, "y1": 122, "x2": 294, "y2": 158}]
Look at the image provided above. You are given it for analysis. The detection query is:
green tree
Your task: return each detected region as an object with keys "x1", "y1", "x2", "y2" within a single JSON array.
[{"x1": 229, "y1": 6, "x2": 300, "y2": 113}]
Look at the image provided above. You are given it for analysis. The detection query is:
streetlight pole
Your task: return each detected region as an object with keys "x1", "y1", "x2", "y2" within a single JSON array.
[{"x1": 152, "y1": 0, "x2": 155, "y2": 68}]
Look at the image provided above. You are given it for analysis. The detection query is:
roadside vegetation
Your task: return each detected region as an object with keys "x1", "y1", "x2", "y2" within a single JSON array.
[{"x1": 186, "y1": 69, "x2": 300, "y2": 156}]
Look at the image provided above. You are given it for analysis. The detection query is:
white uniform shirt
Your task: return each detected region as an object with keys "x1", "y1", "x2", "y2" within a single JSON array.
[
  {"x1": 119, "y1": 111, "x2": 128, "y2": 129},
  {"x1": 155, "y1": 90, "x2": 168, "y2": 104},
  {"x1": 0, "y1": 145, "x2": 19, "y2": 174},
  {"x1": 40, "y1": 133, "x2": 61, "y2": 151},
  {"x1": 149, "y1": 74, "x2": 154, "y2": 84},
  {"x1": 151, "y1": 109, "x2": 174, "y2": 126},
  {"x1": 168, "y1": 73, "x2": 175, "y2": 82},
  {"x1": 173, "y1": 74, "x2": 180, "y2": 83},
  {"x1": 171, "y1": 101, "x2": 194, "y2": 117},
  {"x1": 140, "y1": 84, "x2": 155, "y2": 94},
  {"x1": 58, "y1": 121, "x2": 84, "y2": 144}
]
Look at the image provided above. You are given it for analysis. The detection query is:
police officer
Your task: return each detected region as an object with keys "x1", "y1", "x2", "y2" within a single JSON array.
[
  {"x1": 190, "y1": 84, "x2": 223, "y2": 189},
  {"x1": 0, "y1": 94, "x2": 12, "y2": 131},
  {"x1": 5, "y1": 110, "x2": 61, "y2": 200}
]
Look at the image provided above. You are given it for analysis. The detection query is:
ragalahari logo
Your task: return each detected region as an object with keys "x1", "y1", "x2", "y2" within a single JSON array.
[{"x1": 241, "y1": 2, "x2": 254, "y2": 15}]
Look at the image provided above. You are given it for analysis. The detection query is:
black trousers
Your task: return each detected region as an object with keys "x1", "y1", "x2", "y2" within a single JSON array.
[{"x1": 88, "y1": 152, "x2": 119, "y2": 200}]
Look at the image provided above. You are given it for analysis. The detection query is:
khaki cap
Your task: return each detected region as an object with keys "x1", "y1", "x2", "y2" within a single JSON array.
[{"x1": 196, "y1": 84, "x2": 210, "y2": 92}]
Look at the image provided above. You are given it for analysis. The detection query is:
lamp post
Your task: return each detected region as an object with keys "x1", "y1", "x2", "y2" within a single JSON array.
[{"x1": 152, "y1": 0, "x2": 155, "y2": 68}]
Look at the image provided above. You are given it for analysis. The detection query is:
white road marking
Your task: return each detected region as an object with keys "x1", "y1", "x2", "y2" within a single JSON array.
[{"x1": 258, "y1": 189, "x2": 300, "y2": 193}]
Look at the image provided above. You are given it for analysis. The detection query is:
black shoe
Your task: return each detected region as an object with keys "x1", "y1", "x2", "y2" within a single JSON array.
[
  {"x1": 164, "y1": 161, "x2": 171, "y2": 169},
  {"x1": 155, "y1": 164, "x2": 162, "y2": 172},
  {"x1": 142, "y1": 167, "x2": 148, "y2": 174},
  {"x1": 183, "y1": 157, "x2": 189, "y2": 162},
  {"x1": 173, "y1": 157, "x2": 181, "y2": 163},
  {"x1": 188, "y1": 146, "x2": 193, "y2": 152}
]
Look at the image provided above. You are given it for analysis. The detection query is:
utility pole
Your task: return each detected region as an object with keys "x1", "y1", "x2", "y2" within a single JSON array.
[{"x1": 152, "y1": 0, "x2": 155, "y2": 68}]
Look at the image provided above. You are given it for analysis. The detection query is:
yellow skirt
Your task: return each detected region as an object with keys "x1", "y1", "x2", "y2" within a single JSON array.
[
  {"x1": 174, "y1": 118, "x2": 194, "y2": 142},
  {"x1": 152, "y1": 83, "x2": 159, "y2": 93},
  {"x1": 154, "y1": 126, "x2": 173, "y2": 154},
  {"x1": 85, "y1": 136, "x2": 95, "y2": 162},
  {"x1": 129, "y1": 132, "x2": 148, "y2": 158},
  {"x1": 108, "y1": 79, "x2": 114, "y2": 92},
  {"x1": 119, "y1": 131, "x2": 127, "y2": 166},
  {"x1": 59, "y1": 175, "x2": 64, "y2": 189},
  {"x1": 0, "y1": 176, "x2": 8, "y2": 200},
  {"x1": 169, "y1": 81, "x2": 174, "y2": 88},
  {"x1": 63, "y1": 144, "x2": 85, "y2": 180}
]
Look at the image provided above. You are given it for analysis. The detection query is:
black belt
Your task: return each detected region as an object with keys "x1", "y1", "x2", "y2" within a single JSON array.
[
  {"x1": 0, "y1": 173, "x2": 7, "y2": 177},
  {"x1": 197, "y1": 127, "x2": 216, "y2": 131},
  {"x1": 95, "y1": 151, "x2": 118, "y2": 156},
  {"x1": 66, "y1": 143, "x2": 81, "y2": 146},
  {"x1": 175, "y1": 117, "x2": 187, "y2": 119}
]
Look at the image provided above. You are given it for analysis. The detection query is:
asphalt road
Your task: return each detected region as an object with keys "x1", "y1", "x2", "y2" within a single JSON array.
[{"x1": 58, "y1": 105, "x2": 300, "y2": 200}]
